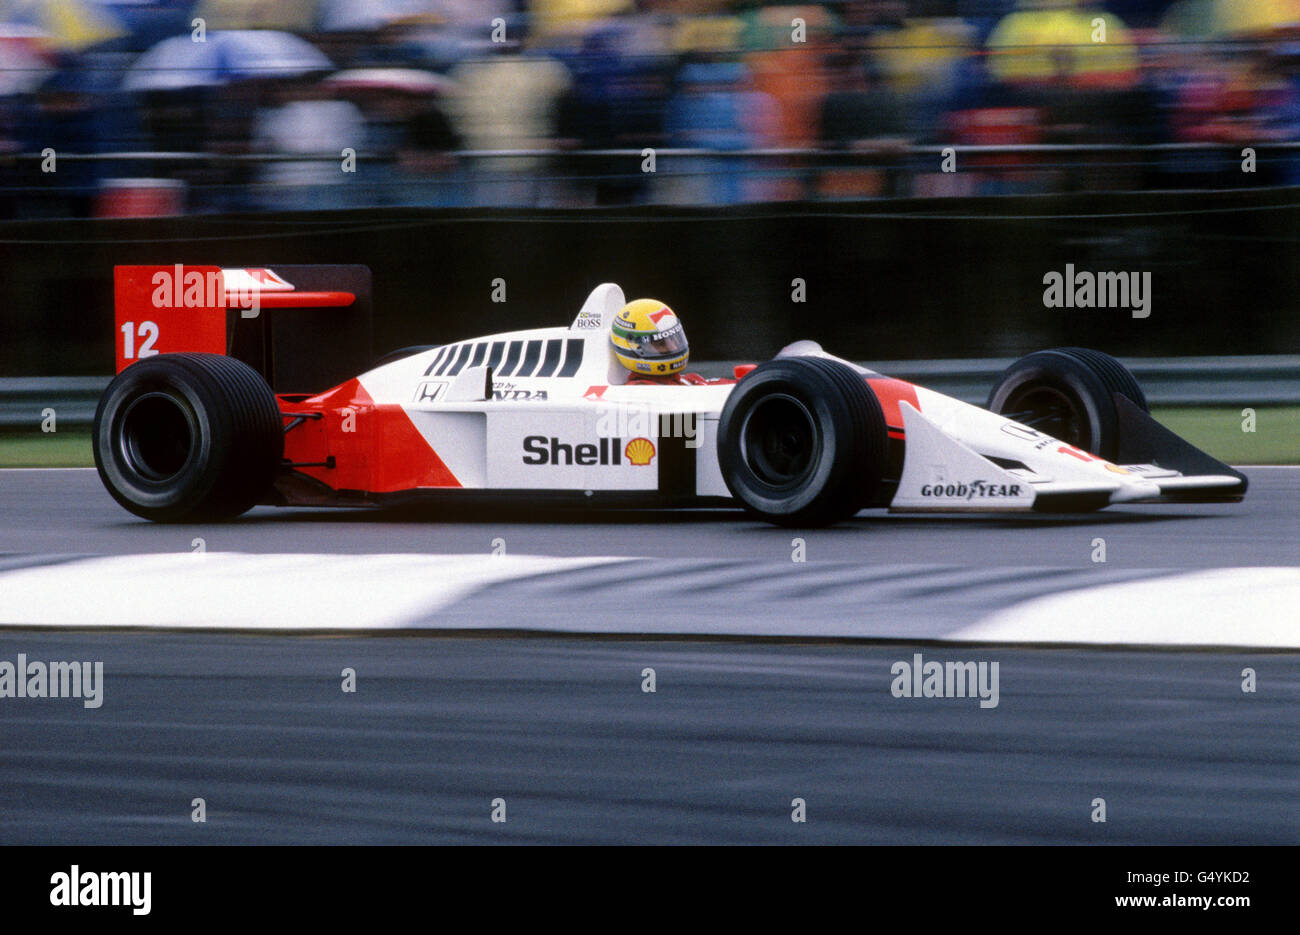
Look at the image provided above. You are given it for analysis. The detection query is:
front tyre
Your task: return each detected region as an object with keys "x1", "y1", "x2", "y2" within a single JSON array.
[
  {"x1": 93, "y1": 353, "x2": 284, "y2": 522},
  {"x1": 717, "y1": 357, "x2": 888, "y2": 526},
  {"x1": 986, "y1": 347, "x2": 1148, "y2": 462}
]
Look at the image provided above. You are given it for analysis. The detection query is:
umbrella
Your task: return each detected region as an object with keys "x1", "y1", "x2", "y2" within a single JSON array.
[
  {"x1": 740, "y1": 4, "x2": 838, "y2": 51},
  {"x1": 190, "y1": 0, "x2": 320, "y2": 33},
  {"x1": 673, "y1": 13, "x2": 745, "y2": 54},
  {"x1": 514, "y1": 0, "x2": 627, "y2": 39},
  {"x1": 1222, "y1": 0, "x2": 1300, "y2": 35},
  {"x1": 0, "y1": 24, "x2": 54, "y2": 94},
  {"x1": 0, "y1": 0, "x2": 126, "y2": 51},
  {"x1": 318, "y1": 0, "x2": 443, "y2": 33},
  {"x1": 121, "y1": 29, "x2": 332, "y2": 92},
  {"x1": 1161, "y1": 0, "x2": 1300, "y2": 39},
  {"x1": 986, "y1": 7, "x2": 1138, "y2": 87},
  {"x1": 870, "y1": 17, "x2": 972, "y2": 92},
  {"x1": 323, "y1": 67, "x2": 454, "y2": 95}
]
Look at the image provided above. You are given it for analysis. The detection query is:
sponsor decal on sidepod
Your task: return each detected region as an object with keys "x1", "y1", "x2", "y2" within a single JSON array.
[{"x1": 520, "y1": 436, "x2": 657, "y2": 467}]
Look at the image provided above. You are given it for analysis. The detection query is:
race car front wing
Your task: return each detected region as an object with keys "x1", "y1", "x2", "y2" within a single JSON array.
[{"x1": 890, "y1": 400, "x2": 1246, "y2": 513}]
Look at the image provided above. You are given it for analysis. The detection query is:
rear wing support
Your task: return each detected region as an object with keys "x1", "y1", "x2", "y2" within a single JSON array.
[{"x1": 113, "y1": 264, "x2": 373, "y2": 394}]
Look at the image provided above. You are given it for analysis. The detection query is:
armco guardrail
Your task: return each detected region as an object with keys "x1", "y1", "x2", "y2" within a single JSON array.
[
  {"x1": 2, "y1": 356, "x2": 1296, "y2": 431},
  {"x1": 709, "y1": 356, "x2": 1300, "y2": 407},
  {"x1": 0, "y1": 377, "x2": 109, "y2": 431},
  {"x1": 878, "y1": 356, "x2": 1300, "y2": 407}
]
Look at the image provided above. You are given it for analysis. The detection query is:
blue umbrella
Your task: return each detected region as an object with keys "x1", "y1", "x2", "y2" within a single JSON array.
[
  {"x1": 0, "y1": 0, "x2": 126, "y2": 51},
  {"x1": 121, "y1": 29, "x2": 332, "y2": 91}
]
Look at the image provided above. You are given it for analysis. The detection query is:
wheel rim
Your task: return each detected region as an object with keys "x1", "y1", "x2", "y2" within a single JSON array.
[
  {"x1": 739, "y1": 393, "x2": 819, "y2": 488},
  {"x1": 1002, "y1": 385, "x2": 1085, "y2": 446},
  {"x1": 118, "y1": 391, "x2": 196, "y2": 482}
]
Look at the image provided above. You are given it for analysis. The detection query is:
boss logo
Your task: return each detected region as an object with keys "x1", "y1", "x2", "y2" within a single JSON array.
[
  {"x1": 573, "y1": 315, "x2": 603, "y2": 329},
  {"x1": 920, "y1": 481, "x2": 1022, "y2": 499}
]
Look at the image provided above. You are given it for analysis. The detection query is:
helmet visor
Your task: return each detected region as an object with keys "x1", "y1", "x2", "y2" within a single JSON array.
[{"x1": 638, "y1": 325, "x2": 688, "y2": 360}]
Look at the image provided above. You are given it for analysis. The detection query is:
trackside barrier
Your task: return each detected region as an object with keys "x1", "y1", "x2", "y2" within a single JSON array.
[{"x1": 3, "y1": 356, "x2": 1296, "y2": 430}]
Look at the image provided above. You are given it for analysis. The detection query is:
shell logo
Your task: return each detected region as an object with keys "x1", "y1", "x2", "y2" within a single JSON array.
[{"x1": 625, "y1": 437, "x2": 656, "y2": 466}]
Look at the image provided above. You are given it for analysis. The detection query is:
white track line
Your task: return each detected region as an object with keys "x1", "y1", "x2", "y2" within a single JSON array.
[
  {"x1": 953, "y1": 567, "x2": 1300, "y2": 649},
  {"x1": 0, "y1": 553, "x2": 1296, "y2": 647},
  {"x1": 0, "y1": 553, "x2": 626, "y2": 630}
]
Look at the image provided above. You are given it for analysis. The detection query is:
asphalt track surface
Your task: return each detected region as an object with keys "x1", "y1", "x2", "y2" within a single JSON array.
[
  {"x1": 0, "y1": 467, "x2": 1296, "y2": 844},
  {"x1": 0, "y1": 633, "x2": 1292, "y2": 845},
  {"x1": 0, "y1": 466, "x2": 1295, "y2": 565}
]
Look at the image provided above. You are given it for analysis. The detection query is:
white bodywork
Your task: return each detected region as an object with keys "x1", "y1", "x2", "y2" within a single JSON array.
[{"x1": 351, "y1": 284, "x2": 1241, "y2": 509}]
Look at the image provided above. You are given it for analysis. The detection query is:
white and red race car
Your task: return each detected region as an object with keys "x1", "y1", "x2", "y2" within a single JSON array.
[{"x1": 94, "y1": 265, "x2": 1246, "y2": 526}]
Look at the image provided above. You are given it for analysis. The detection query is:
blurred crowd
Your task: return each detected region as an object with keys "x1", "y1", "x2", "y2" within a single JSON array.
[{"x1": 2, "y1": 0, "x2": 1300, "y2": 216}]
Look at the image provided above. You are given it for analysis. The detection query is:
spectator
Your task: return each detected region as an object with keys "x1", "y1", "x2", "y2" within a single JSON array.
[
  {"x1": 559, "y1": 23, "x2": 669, "y2": 205},
  {"x1": 396, "y1": 99, "x2": 464, "y2": 205},
  {"x1": 447, "y1": 35, "x2": 571, "y2": 207},
  {"x1": 252, "y1": 77, "x2": 366, "y2": 212},
  {"x1": 5, "y1": 0, "x2": 1300, "y2": 214},
  {"x1": 663, "y1": 60, "x2": 761, "y2": 205},
  {"x1": 818, "y1": 50, "x2": 910, "y2": 199},
  {"x1": 21, "y1": 80, "x2": 102, "y2": 218}
]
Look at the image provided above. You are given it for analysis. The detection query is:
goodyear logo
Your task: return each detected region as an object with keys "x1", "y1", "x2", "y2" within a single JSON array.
[{"x1": 920, "y1": 481, "x2": 1022, "y2": 499}]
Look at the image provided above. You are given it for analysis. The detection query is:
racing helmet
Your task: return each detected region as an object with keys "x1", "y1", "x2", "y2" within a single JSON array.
[{"x1": 610, "y1": 299, "x2": 689, "y2": 376}]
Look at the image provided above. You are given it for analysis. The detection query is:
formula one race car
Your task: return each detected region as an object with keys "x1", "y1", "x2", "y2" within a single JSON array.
[{"x1": 93, "y1": 265, "x2": 1247, "y2": 527}]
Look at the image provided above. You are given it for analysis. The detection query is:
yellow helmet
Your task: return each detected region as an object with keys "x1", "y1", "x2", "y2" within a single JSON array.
[{"x1": 610, "y1": 299, "x2": 689, "y2": 376}]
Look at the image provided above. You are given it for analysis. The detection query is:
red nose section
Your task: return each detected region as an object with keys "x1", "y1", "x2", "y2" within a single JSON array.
[{"x1": 866, "y1": 377, "x2": 921, "y2": 439}]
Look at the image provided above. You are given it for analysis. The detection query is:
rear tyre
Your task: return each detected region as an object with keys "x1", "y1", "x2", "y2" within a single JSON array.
[
  {"x1": 93, "y1": 353, "x2": 284, "y2": 522},
  {"x1": 986, "y1": 348, "x2": 1147, "y2": 461},
  {"x1": 717, "y1": 357, "x2": 888, "y2": 526}
]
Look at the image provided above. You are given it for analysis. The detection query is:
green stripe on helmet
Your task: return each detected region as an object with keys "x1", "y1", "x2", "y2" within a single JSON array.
[{"x1": 611, "y1": 320, "x2": 651, "y2": 341}]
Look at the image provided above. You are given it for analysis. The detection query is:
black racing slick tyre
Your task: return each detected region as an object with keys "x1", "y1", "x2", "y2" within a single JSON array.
[
  {"x1": 985, "y1": 347, "x2": 1148, "y2": 462},
  {"x1": 93, "y1": 353, "x2": 284, "y2": 522},
  {"x1": 717, "y1": 356, "x2": 888, "y2": 527}
]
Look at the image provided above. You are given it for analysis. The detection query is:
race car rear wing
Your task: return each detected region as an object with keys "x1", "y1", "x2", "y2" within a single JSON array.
[{"x1": 113, "y1": 264, "x2": 373, "y2": 394}]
